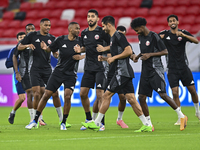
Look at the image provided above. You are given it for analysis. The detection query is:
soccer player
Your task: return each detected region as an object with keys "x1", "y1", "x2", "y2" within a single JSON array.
[
  {"x1": 159, "y1": 14, "x2": 200, "y2": 125},
  {"x1": 82, "y1": 16, "x2": 152, "y2": 132},
  {"x1": 97, "y1": 25, "x2": 131, "y2": 128},
  {"x1": 25, "y1": 22, "x2": 85, "y2": 130},
  {"x1": 6, "y1": 32, "x2": 27, "y2": 124},
  {"x1": 12, "y1": 24, "x2": 35, "y2": 123},
  {"x1": 74, "y1": 9, "x2": 110, "y2": 131},
  {"x1": 130, "y1": 17, "x2": 187, "y2": 131},
  {"x1": 17, "y1": 18, "x2": 63, "y2": 125}
]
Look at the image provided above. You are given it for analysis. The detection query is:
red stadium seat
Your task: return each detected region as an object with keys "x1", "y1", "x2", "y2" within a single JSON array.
[
  {"x1": 135, "y1": 8, "x2": 149, "y2": 17},
  {"x1": 149, "y1": 7, "x2": 161, "y2": 16},
  {"x1": 195, "y1": 16, "x2": 200, "y2": 24},
  {"x1": 37, "y1": 10, "x2": 51, "y2": 20},
  {"x1": 0, "y1": 20, "x2": 9, "y2": 29},
  {"x1": 189, "y1": 24, "x2": 200, "y2": 34},
  {"x1": 177, "y1": 0, "x2": 190, "y2": 6},
  {"x1": 152, "y1": 0, "x2": 165, "y2": 7},
  {"x1": 8, "y1": 20, "x2": 21, "y2": 29},
  {"x1": 165, "y1": 0, "x2": 178, "y2": 6},
  {"x1": 128, "y1": 0, "x2": 142, "y2": 8},
  {"x1": 56, "y1": 20, "x2": 69, "y2": 28},
  {"x1": 110, "y1": 8, "x2": 124, "y2": 17},
  {"x1": 146, "y1": 16, "x2": 157, "y2": 26},
  {"x1": 75, "y1": 9, "x2": 88, "y2": 18},
  {"x1": 191, "y1": 0, "x2": 200, "y2": 5},
  {"x1": 32, "y1": 2, "x2": 44, "y2": 10},
  {"x1": 66, "y1": 1, "x2": 79, "y2": 9},
  {"x1": 126, "y1": 28, "x2": 137, "y2": 36},
  {"x1": 72, "y1": 18, "x2": 88, "y2": 27},
  {"x1": 49, "y1": 9, "x2": 62, "y2": 19},
  {"x1": 26, "y1": 10, "x2": 38, "y2": 19},
  {"x1": 2, "y1": 11, "x2": 15, "y2": 20},
  {"x1": 49, "y1": 19, "x2": 59, "y2": 28},
  {"x1": 122, "y1": 8, "x2": 136, "y2": 17},
  {"x1": 45, "y1": 1, "x2": 56, "y2": 10},
  {"x1": 21, "y1": 19, "x2": 35, "y2": 28},
  {"x1": 116, "y1": 0, "x2": 128, "y2": 8},
  {"x1": 1, "y1": 29, "x2": 16, "y2": 38},
  {"x1": 79, "y1": 1, "x2": 91, "y2": 9},
  {"x1": 156, "y1": 16, "x2": 168, "y2": 25},
  {"x1": 91, "y1": 1, "x2": 103, "y2": 8},
  {"x1": 55, "y1": 1, "x2": 68, "y2": 10},
  {"x1": 20, "y1": 2, "x2": 32, "y2": 12},
  {"x1": 152, "y1": 25, "x2": 166, "y2": 33},
  {"x1": 160, "y1": 6, "x2": 174, "y2": 16},
  {"x1": 0, "y1": 0, "x2": 9, "y2": 9},
  {"x1": 50, "y1": 28, "x2": 64, "y2": 37},
  {"x1": 98, "y1": 8, "x2": 111, "y2": 17},
  {"x1": 181, "y1": 15, "x2": 195, "y2": 24},
  {"x1": 186, "y1": 6, "x2": 200, "y2": 15},
  {"x1": 173, "y1": 6, "x2": 187, "y2": 16},
  {"x1": 179, "y1": 24, "x2": 191, "y2": 31},
  {"x1": 103, "y1": 1, "x2": 116, "y2": 8}
]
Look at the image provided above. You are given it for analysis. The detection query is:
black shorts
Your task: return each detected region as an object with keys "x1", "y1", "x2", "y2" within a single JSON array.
[
  {"x1": 30, "y1": 67, "x2": 51, "y2": 87},
  {"x1": 167, "y1": 67, "x2": 194, "y2": 88},
  {"x1": 81, "y1": 70, "x2": 106, "y2": 89},
  {"x1": 46, "y1": 70, "x2": 77, "y2": 93},
  {"x1": 21, "y1": 72, "x2": 32, "y2": 91},
  {"x1": 106, "y1": 76, "x2": 124, "y2": 94},
  {"x1": 107, "y1": 75, "x2": 134, "y2": 94},
  {"x1": 139, "y1": 71, "x2": 166, "y2": 97}
]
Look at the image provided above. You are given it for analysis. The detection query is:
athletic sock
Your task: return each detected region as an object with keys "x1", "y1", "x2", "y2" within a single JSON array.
[
  {"x1": 11, "y1": 109, "x2": 16, "y2": 114},
  {"x1": 28, "y1": 108, "x2": 34, "y2": 120},
  {"x1": 146, "y1": 116, "x2": 153, "y2": 127},
  {"x1": 101, "y1": 116, "x2": 105, "y2": 125},
  {"x1": 139, "y1": 114, "x2": 149, "y2": 126},
  {"x1": 92, "y1": 112, "x2": 98, "y2": 120},
  {"x1": 175, "y1": 107, "x2": 184, "y2": 118},
  {"x1": 194, "y1": 103, "x2": 200, "y2": 113},
  {"x1": 94, "y1": 113, "x2": 104, "y2": 127},
  {"x1": 56, "y1": 106, "x2": 63, "y2": 122},
  {"x1": 86, "y1": 111, "x2": 92, "y2": 120},
  {"x1": 117, "y1": 111, "x2": 124, "y2": 121},
  {"x1": 62, "y1": 114, "x2": 68, "y2": 124},
  {"x1": 34, "y1": 111, "x2": 41, "y2": 123},
  {"x1": 33, "y1": 109, "x2": 37, "y2": 118}
]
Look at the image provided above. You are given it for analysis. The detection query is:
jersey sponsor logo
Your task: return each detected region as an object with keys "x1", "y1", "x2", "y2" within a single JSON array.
[
  {"x1": 62, "y1": 44, "x2": 67, "y2": 48},
  {"x1": 94, "y1": 34, "x2": 99, "y2": 40},
  {"x1": 178, "y1": 37, "x2": 182, "y2": 41},
  {"x1": 35, "y1": 39, "x2": 40, "y2": 42},
  {"x1": 84, "y1": 35, "x2": 87, "y2": 39},
  {"x1": 110, "y1": 41, "x2": 112, "y2": 46},
  {"x1": 191, "y1": 80, "x2": 194, "y2": 84},
  {"x1": 146, "y1": 41, "x2": 150, "y2": 46},
  {"x1": 48, "y1": 39, "x2": 52, "y2": 44},
  {"x1": 157, "y1": 88, "x2": 161, "y2": 92},
  {"x1": 97, "y1": 84, "x2": 101, "y2": 88},
  {"x1": 166, "y1": 36, "x2": 170, "y2": 40}
]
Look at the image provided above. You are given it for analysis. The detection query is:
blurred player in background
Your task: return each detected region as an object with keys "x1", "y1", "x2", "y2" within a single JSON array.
[{"x1": 159, "y1": 14, "x2": 200, "y2": 125}]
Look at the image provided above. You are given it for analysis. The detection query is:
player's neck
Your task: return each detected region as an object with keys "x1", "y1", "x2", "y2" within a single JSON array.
[
  {"x1": 40, "y1": 30, "x2": 47, "y2": 36},
  {"x1": 109, "y1": 28, "x2": 116, "y2": 37},
  {"x1": 144, "y1": 28, "x2": 150, "y2": 36},
  {"x1": 170, "y1": 27, "x2": 178, "y2": 34},
  {"x1": 68, "y1": 33, "x2": 76, "y2": 41},
  {"x1": 88, "y1": 24, "x2": 97, "y2": 31}
]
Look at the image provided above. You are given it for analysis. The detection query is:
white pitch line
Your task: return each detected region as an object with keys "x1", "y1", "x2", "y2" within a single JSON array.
[{"x1": 0, "y1": 133, "x2": 199, "y2": 143}]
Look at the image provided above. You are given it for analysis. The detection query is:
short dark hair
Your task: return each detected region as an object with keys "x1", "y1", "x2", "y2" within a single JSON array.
[
  {"x1": 16, "y1": 32, "x2": 26, "y2": 38},
  {"x1": 117, "y1": 25, "x2": 126, "y2": 32},
  {"x1": 88, "y1": 9, "x2": 98, "y2": 17},
  {"x1": 167, "y1": 14, "x2": 178, "y2": 22},
  {"x1": 25, "y1": 23, "x2": 35, "y2": 28},
  {"x1": 40, "y1": 18, "x2": 50, "y2": 23},
  {"x1": 130, "y1": 17, "x2": 147, "y2": 29},
  {"x1": 102, "y1": 16, "x2": 115, "y2": 26},
  {"x1": 68, "y1": 22, "x2": 79, "y2": 26}
]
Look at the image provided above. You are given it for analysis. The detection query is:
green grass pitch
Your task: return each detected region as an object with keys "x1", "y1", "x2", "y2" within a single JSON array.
[{"x1": 0, "y1": 106, "x2": 200, "y2": 150}]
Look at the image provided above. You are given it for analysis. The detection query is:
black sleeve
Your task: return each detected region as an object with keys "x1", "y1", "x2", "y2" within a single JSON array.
[
  {"x1": 182, "y1": 30, "x2": 193, "y2": 42},
  {"x1": 81, "y1": 31, "x2": 85, "y2": 47},
  {"x1": 20, "y1": 32, "x2": 33, "y2": 45},
  {"x1": 154, "y1": 33, "x2": 167, "y2": 52},
  {"x1": 49, "y1": 37, "x2": 60, "y2": 52},
  {"x1": 102, "y1": 30, "x2": 110, "y2": 45},
  {"x1": 118, "y1": 33, "x2": 130, "y2": 50}
]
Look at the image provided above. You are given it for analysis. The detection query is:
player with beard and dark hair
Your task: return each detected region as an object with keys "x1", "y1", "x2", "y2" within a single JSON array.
[
  {"x1": 159, "y1": 14, "x2": 200, "y2": 125},
  {"x1": 74, "y1": 9, "x2": 110, "y2": 131},
  {"x1": 130, "y1": 17, "x2": 187, "y2": 131},
  {"x1": 18, "y1": 18, "x2": 63, "y2": 128}
]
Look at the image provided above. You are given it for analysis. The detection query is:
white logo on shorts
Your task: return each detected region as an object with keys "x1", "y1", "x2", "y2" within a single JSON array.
[
  {"x1": 71, "y1": 86, "x2": 74, "y2": 90},
  {"x1": 97, "y1": 84, "x2": 101, "y2": 88},
  {"x1": 191, "y1": 80, "x2": 194, "y2": 84},
  {"x1": 157, "y1": 88, "x2": 161, "y2": 92}
]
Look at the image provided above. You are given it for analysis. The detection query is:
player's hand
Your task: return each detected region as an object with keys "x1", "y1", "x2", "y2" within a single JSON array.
[
  {"x1": 141, "y1": 53, "x2": 151, "y2": 60},
  {"x1": 98, "y1": 55, "x2": 103, "y2": 61},
  {"x1": 160, "y1": 34, "x2": 165, "y2": 39},
  {"x1": 176, "y1": 31, "x2": 186, "y2": 37},
  {"x1": 132, "y1": 54, "x2": 139, "y2": 63},
  {"x1": 96, "y1": 44, "x2": 105, "y2": 52},
  {"x1": 74, "y1": 44, "x2": 81, "y2": 53},
  {"x1": 40, "y1": 41, "x2": 47, "y2": 50},
  {"x1": 107, "y1": 57, "x2": 115, "y2": 64},
  {"x1": 27, "y1": 44, "x2": 35, "y2": 50},
  {"x1": 53, "y1": 52, "x2": 59, "y2": 58},
  {"x1": 16, "y1": 72, "x2": 22, "y2": 82}
]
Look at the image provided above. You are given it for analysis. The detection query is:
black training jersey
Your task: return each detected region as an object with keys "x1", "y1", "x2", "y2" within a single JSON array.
[
  {"x1": 159, "y1": 29, "x2": 193, "y2": 69},
  {"x1": 49, "y1": 35, "x2": 82, "y2": 76},
  {"x1": 110, "y1": 31, "x2": 134, "y2": 78},
  {"x1": 81, "y1": 26, "x2": 110, "y2": 72},
  {"x1": 20, "y1": 31, "x2": 55, "y2": 69},
  {"x1": 14, "y1": 42, "x2": 33, "y2": 77},
  {"x1": 138, "y1": 31, "x2": 166, "y2": 77}
]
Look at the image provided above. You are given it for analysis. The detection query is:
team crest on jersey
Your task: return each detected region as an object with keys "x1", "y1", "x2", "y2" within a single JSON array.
[
  {"x1": 178, "y1": 37, "x2": 182, "y2": 41},
  {"x1": 110, "y1": 41, "x2": 112, "y2": 46},
  {"x1": 146, "y1": 41, "x2": 150, "y2": 46},
  {"x1": 48, "y1": 39, "x2": 52, "y2": 44},
  {"x1": 94, "y1": 34, "x2": 99, "y2": 40}
]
